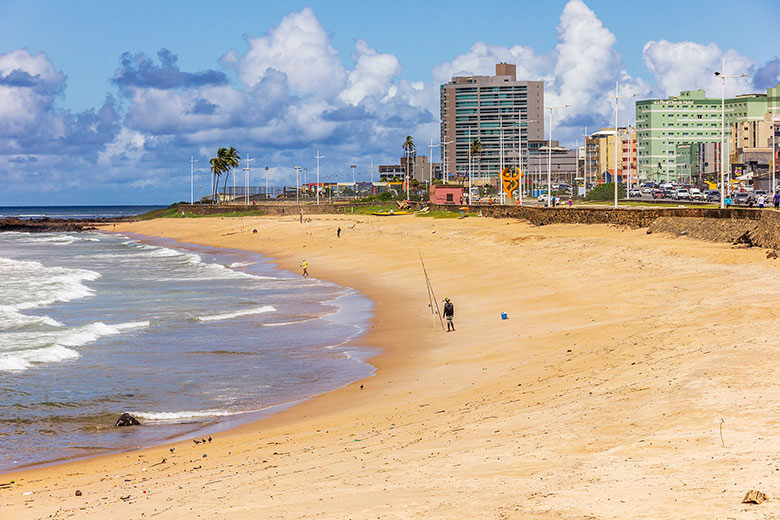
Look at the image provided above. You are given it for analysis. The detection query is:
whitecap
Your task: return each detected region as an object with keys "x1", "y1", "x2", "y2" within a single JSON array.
[
  {"x1": 195, "y1": 305, "x2": 276, "y2": 322},
  {"x1": 129, "y1": 409, "x2": 236, "y2": 424}
]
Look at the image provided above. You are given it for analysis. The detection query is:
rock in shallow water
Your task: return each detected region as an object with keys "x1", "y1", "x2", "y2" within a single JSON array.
[{"x1": 115, "y1": 413, "x2": 141, "y2": 427}]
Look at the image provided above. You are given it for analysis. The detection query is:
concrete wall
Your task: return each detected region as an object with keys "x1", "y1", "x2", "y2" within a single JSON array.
[{"x1": 178, "y1": 203, "x2": 375, "y2": 216}]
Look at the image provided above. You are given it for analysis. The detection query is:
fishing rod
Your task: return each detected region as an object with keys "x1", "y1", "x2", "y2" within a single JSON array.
[{"x1": 418, "y1": 247, "x2": 445, "y2": 331}]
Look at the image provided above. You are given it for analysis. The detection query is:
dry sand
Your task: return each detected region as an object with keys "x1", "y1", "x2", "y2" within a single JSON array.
[{"x1": 3, "y1": 213, "x2": 780, "y2": 519}]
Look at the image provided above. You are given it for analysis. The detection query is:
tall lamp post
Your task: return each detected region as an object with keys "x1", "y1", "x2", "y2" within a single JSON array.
[
  {"x1": 294, "y1": 166, "x2": 301, "y2": 205},
  {"x1": 242, "y1": 153, "x2": 254, "y2": 205},
  {"x1": 189, "y1": 156, "x2": 198, "y2": 204},
  {"x1": 545, "y1": 104, "x2": 570, "y2": 207},
  {"x1": 315, "y1": 150, "x2": 324, "y2": 205},
  {"x1": 610, "y1": 81, "x2": 636, "y2": 208},
  {"x1": 714, "y1": 57, "x2": 747, "y2": 208},
  {"x1": 519, "y1": 117, "x2": 539, "y2": 205},
  {"x1": 350, "y1": 164, "x2": 357, "y2": 199},
  {"x1": 264, "y1": 166, "x2": 269, "y2": 199},
  {"x1": 772, "y1": 113, "x2": 779, "y2": 198}
]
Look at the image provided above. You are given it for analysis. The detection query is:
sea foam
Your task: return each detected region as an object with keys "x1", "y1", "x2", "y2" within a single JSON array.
[{"x1": 195, "y1": 305, "x2": 276, "y2": 322}]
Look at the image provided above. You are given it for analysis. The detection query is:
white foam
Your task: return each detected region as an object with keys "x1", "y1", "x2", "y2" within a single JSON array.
[
  {"x1": 228, "y1": 261, "x2": 254, "y2": 268},
  {"x1": 0, "y1": 321, "x2": 149, "y2": 372},
  {"x1": 130, "y1": 409, "x2": 236, "y2": 424},
  {"x1": 196, "y1": 305, "x2": 276, "y2": 322},
  {"x1": 0, "y1": 257, "x2": 101, "y2": 312},
  {"x1": 262, "y1": 317, "x2": 317, "y2": 327},
  {"x1": 0, "y1": 306, "x2": 63, "y2": 331}
]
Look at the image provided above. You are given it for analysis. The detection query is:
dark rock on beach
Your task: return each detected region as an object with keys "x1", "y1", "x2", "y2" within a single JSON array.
[
  {"x1": 0, "y1": 217, "x2": 98, "y2": 233},
  {"x1": 115, "y1": 413, "x2": 141, "y2": 427}
]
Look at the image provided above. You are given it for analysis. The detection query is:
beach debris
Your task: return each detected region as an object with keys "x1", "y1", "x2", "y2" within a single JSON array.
[
  {"x1": 0, "y1": 480, "x2": 14, "y2": 489},
  {"x1": 742, "y1": 490, "x2": 768, "y2": 504},
  {"x1": 202, "y1": 438, "x2": 207, "y2": 444},
  {"x1": 169, "y1": 448, "x2": 175, "y2": 453},
  {"x1": 22, "y1": 491, "x2": 33, "y2": 496},
  {"x1": 252, "y1": 229, "x2": 258, "y2": 234},
  {"x1": 501, "y1": 312, "x2": 508, "y2": 320},
  {"x1": 115, "y1": 413, "x2": 141, "y2": 427},
  {"x1": 360, "y1": 384, "x2": 363, "y2": 390},
  {"x1": 120, "y1": 495, "x2": 131, "y2": 501},
  {"x1": 208, "y1": 436, "x2": 212, "y2": 442},
  {"x1": 767, "y1": 250, "x2": 778, "y2": 259},
  {"x1": 193, "y1": 439, "x2": 201, "y2": 445},
  {"x1": 75, "y1": 490, "x2": 82, "y2": 496},
  {"x1": 202, "y1": 454, "x2": 207, "y2": 458}
]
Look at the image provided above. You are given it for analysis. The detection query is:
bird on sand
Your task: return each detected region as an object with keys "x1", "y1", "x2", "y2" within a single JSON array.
[
  {"x1": 170, "y1": 447, "x2": 175, "y2": 453},
  {"x1": 208, "y1": 436, "x2": 212, "y2": 442},
  {"x1": 193, "y1": 439, "x2": 201, "y2": 445}
]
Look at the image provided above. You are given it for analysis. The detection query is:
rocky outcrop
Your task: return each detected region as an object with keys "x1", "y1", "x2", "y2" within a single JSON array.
[
  {"x1": 114, "y1": 413, "x2": 141, "y2": 427},
  {"x1": 0, "y1": 217, "x2": 97, "y2": 233}
]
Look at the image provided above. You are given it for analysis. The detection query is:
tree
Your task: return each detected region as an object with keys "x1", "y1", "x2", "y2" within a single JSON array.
[
  {"x1": 402, "y1": 136, "x2": 416, "y2": 198},
  {"x1": 470, "y1": 138, "x2": 483, "y2": 180},
  {"x1": 219, "y1": 147, "x2": 240, "y2": 198},
  {"x1": 209, "y1": 156, "x2": 224, "y2": 203}
]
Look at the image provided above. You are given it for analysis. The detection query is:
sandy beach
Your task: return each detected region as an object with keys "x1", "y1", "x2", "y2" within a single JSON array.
[{"x1": 3, "y1": 213, "x2": 780, "y2": 519}]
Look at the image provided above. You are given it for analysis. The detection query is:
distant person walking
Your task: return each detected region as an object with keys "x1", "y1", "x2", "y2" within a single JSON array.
[
  {"x1": 301, "y1": 260, "x2": 309, "y2": 278},
  {"x1": 774, "y1": 192, "x2": 780, "y2": 210},
  {"x1": 443, "y1": 298, "x2": 455, "y2": 332},
  {"x1": 758, "y1": 194, "x2": 766, "y2": 209}
]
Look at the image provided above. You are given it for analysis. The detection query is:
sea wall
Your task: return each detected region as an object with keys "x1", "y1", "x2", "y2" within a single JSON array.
[
  {"x1": 178, "y1": 203, "x2": 372, "y2": 216},
  {"x1": 177, "y1": 203, "x2": 780, "y2": 250}
]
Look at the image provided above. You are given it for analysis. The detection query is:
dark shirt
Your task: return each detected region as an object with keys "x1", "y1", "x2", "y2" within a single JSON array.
[{"x1": 443, "y1": 302, "x2": 454, "y2": 317}]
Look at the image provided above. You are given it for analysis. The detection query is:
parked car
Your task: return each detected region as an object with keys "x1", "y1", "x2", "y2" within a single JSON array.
[
  {"x1": 673, "y1": 188, "x2": 691, "y2": 200},
  {"x1": 689, "y1": 188, "x2": 705, "y2": 201},
  {"x1": 641, "y1": 186, "x2": 653, "y2": 194},
  {"x1": 704, "y1": 189, "x2": 720, "y2": 202},
  {"x1": 733, "y1": 191, "x2": 754, "y2": 205},
  {"x1": 753, "y1": 190, "x2": 768, "y2": 200},
  {"x1": 628, "y1": 188, "x2": 642, "y2": 197},
  {"x1": 652, "y1": 189, "x2": 665, "y2": 199}
]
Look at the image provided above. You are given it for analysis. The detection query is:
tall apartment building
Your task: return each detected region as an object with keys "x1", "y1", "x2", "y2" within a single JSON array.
[
  {"x1": 635, "y1": 85, "x2": 778, "y2": 182},
  {"x1": 440, "y1": 63, "x2": 544, "y2": 183}
]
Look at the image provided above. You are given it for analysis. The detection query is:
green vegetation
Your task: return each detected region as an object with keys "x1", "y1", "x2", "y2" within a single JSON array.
[
  {"x1": 416, "y1": 209, "x2": 474, "y2": 218},
  {"x1": 351, "y1": 203, "x2": 398, "y2": 215},
  {"x1": 136, "y1": 204, "x2": 185, "y2": 220},
  {"x1": 584, "y1": 182, "x2": 625, "y2": 201}
]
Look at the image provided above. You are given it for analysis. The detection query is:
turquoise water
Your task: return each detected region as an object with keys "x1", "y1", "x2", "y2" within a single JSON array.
[{"x1": 0, "y1": 231, "x2": 374, "y2": 470}]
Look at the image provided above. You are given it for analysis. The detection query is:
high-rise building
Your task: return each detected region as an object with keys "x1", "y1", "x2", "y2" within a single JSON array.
[
  {"x1": 635, "y1": 85, "x2": 779, "y2": 182},
  {"x1": 440, "y1": 63, "x2": 544, "y2": 183},
  {"x1": 585, "y1": 127, "x2": 636, "y2": 181}
]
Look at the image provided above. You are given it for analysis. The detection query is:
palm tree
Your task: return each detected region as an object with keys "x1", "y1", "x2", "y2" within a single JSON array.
[
  {"x1": 219, "y1": 147, "x2": 240, "y2": 200},
  {"x1": 209, "y1": 156, "x2": 224, "y2": 204},
  {"x1": 402, "y1": 136, "x2": 416, "y2": 199},
  {"x1": 470, "y1": 138, "x2": 483, "y2": 181}
]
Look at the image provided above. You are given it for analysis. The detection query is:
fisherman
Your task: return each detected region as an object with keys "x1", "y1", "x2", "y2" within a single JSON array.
[
  {"x1": 301, "y1": 259, "x2": 309, "y2": 277},
  {"x1": 443, "y1": 298, "x2": 455, "y2": 332},
  {"x1": 337, "y1": 227, "x2": 341, "y2": 238}
]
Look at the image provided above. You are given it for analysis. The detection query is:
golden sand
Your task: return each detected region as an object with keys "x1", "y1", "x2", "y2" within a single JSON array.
[{"x1": 3, "y1": 214, "x2": 780, "y2": 519}]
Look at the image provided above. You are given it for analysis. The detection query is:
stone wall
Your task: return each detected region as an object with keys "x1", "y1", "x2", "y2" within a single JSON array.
[{"x1": 178, "y1": 203, "x2": 372, "y2": 216}]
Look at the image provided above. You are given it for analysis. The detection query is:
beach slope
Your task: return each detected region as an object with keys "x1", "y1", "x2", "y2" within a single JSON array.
[{"x1": 3, "y1": 214, "x2": 780, "y2": 519}]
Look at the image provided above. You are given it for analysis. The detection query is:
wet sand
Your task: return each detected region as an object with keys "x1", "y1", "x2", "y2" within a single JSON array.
[{"x1": 3, "y1": 213, "x2": 780, "y2": 519}]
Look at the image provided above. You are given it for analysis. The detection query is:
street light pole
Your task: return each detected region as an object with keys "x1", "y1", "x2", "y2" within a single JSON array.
[
  {"x1": 294, "y1": 166, "x2": 301, "y2": 205},
  {"x1": 545, "y1": 104, "x2": 570, "y2": 207},
  {"x1": 264, "y1": 166, "x2": 269, "y2": 199},
  {"x1": 315, "y1": 150, "x2": 324, "y2": 205},
  {"x1": 715, "y1": 57, "x2": 747, "y2": 208},
  {"x1": 610, "y1": 81, "x2": 636, "y2": 208},
  {"x1": 242, "y1": 153, "x2": 254, "y2": 206},
  {"x1": 190, "y1": 156, "x2": 198, "y2": 204},
  {"x1": 519, "y1": 118, "x2": 539, "y2": 205},
  {"x1": 350, "y1": 164, "x2": 357, "y2": 199}
]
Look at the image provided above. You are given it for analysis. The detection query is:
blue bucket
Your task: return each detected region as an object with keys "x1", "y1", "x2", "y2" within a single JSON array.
[{"x1": 501, "y1": 312, "x2": 508, "y2": 320}]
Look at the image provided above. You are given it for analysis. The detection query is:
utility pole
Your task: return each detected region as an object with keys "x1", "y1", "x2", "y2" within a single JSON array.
[
  {"x1": 350, "y1": 164, "x2": 357, "y2": 199},
  {"x1": 715, "y1": 58, "x2": 747, "y2": 208},
  {"x1": 264, "y1": 166, "x2": 269, "y2": 199}
]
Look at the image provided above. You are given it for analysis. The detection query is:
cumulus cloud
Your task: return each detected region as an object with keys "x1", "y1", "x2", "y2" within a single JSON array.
[
  {"x1": 753, "y1": 58, "x2": 780, "y2": 90},
  {"x1": 643, "y1": 40, "x2": 754, "y2": 98},
  {"x1": 338, "y1": 39, "x2": 401, "y2": 105},
  {"x1": 221, "y1": 7, "x2": 346, "y2": 97},
  {"x1": 432, "y1": 41, "x2": 543, "y2": 84}
]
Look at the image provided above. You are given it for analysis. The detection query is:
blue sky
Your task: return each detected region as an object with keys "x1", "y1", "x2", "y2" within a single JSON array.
[{"x1": 0, "y1": 0, "x2": 778, "y2": 205}]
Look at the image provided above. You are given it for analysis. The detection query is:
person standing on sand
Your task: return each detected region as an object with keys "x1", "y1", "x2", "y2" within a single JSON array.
[
  {"x1": 758, "y1": 194, "x2": 766, "y2": 209},
  {"x1": 443, "y1": 298, "x2": 455, "y2": 332},
  {"x1": 337, "y1": 227, "x2": 341, "y2": 238},
  {"x1": 301, "y1": 260, "x2": 309, "y2": 277},
  {"x1": 774, "y1": 192, "x2": 780, "y2": 210}
]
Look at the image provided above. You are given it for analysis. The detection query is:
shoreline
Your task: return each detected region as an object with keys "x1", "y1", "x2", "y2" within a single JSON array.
[
  {"x1": 1, "y1": 229, "x2": 380, "y2": 474},
  {"x1": 4, "y1": 214, "x2": 780, "y2": 519}
]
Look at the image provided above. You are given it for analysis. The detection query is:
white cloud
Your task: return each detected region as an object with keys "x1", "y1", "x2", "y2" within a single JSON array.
[
  {"x1": 643, "y1": 40, "x2": 755, "y2": 98},
  {"x1": 338, "y1": 39, "x2": 401, "y2": 105},
  {"x1": 432, "y1": 41, "x2": 543, "y2": 84},
  {"x1": 221, "y1": 8, "x2": 346, "y2": 98}
]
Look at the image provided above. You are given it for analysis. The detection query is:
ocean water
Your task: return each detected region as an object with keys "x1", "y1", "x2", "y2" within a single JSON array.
[
  {"x1": 0, "y1": 205, "x2": 166, "y2": 220},
  {"x1": 0, "y1": 231, "x2": 374, "y2": 470}
]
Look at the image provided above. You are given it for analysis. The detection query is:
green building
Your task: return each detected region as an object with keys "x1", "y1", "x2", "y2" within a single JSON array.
[{"x1": 635, "y1": 85, "x2": 778, "y2": 183}]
